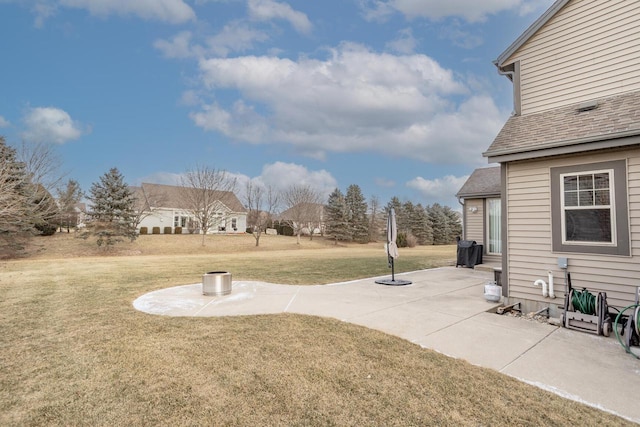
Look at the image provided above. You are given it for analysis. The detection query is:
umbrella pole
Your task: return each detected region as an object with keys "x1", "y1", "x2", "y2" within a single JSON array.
[{"x1": 391, "y1": 257, "x2": 395, "y2": 281}]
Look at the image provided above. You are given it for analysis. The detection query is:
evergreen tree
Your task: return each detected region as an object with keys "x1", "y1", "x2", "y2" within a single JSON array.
[
  {"x1": 85, "y1": 168, "x2": 137, "y2": 247},
  {"x1": 57, "y1": 179, "x2": 83, "y2": 232},
  {"x1": 325, "y1": 188, "x2": 351, "y2": 243},
  {"x1": 0, "y1": 137, "x2": 36, "y2": 254},
  {"x1": 411, "y1": 203, "x2": 433, "y2": 245},
  {"x1": 345, "y1": 184, "x2": 369, "y2": 243},
  {"x1": 401, "y1": 201, "x2": 416, "y2": 235},
  {"x1": 443, "y1": 205, "x2": 462, "y2": 243},
  {"x1": 385, "y1": 197, "x2": 403, "y2": 230},
  {"x1": 427, "y1": 203, "x2": 448, "y2": 245}
]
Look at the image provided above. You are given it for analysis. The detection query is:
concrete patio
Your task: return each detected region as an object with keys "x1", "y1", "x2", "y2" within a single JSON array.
[{"x1": 133, "y1": 266, "x2": 640, "y2": 424}]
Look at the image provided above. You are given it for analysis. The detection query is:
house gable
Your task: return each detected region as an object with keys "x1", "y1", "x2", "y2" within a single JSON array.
[{"x1": 496, "y1": 0, "x2": 640, "y2": 116}]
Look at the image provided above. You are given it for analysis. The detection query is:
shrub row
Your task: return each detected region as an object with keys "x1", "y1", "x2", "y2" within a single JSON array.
[
  {"x1": 138, "y1": 226, "x2": 184, "y2": 235},
  {"x1": 396, "y1": 232, "x2": 417, "y2": 248}
]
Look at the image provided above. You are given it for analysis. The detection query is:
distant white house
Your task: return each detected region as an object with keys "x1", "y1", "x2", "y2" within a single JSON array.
[
  {"x1": 131, "y1": 183, "x2": 247, "y2": 234},
  {"x1": 278, "y1": 202, "x2": 326, "y2": 236}
]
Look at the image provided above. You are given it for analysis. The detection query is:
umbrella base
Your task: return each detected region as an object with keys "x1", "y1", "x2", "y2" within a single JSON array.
[{"x1": 375, "y1": 279, "x2": 412, "y2": 286}]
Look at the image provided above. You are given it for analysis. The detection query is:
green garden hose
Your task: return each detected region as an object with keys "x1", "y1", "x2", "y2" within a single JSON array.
[
  {"x1": 571, "y1": 288, "x2": 597, "y2": 315},
  {"x1": 614, "y1": 304, "x2": 640, "y2": 360}
]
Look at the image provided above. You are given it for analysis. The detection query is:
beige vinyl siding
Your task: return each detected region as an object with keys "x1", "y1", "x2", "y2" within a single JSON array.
[
  {"x1": 506, "y1": 149, "x2": 640, "y2": 308},
  {"x1": 463, "y1": 199, "x2": 484, "y2": 245},
  {"x1": 504, "y1": 0, "x2": 640, "y2": 115}
]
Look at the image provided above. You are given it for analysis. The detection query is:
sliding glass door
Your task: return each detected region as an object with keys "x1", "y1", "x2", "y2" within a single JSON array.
[{"x1": 487, "y1": 198, "x2": 501, "y2": 255}]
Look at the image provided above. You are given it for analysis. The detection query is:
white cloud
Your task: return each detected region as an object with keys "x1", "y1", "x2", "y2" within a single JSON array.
[
  {"x1": 190, "y1": 100, "x2": 269, "y2": 143},
  {"x1": 386, "y1": 28, "x2": 417, "y2": 54},
  {"x1": 205, "y1": 21, "x2": 270, "y2": 57},
  {"x1": 259, "y1": 162, "x2": 337, "y2": 197},
  {"x1": 29, "y1": 0, "x2": 196, "y2": 25},
  {"x1": 439, "y1": 21, "x2": 484, "y2": 49},
  {"x1": 190, "y1": 43, "x2": 504, "y2": 166},
  {"x1": 155, "y1": 23, "x2": 269, "y2": 59},
  {"x1": 22, "y1": 107, "x2": 87, "y2": 144},
  {"x1": 179, "y1": 90, "x2": 201, "y2": 106},
  {"x1": 0, "y1": 116, "x2": 10, "y2": 127},
  {"x1": 360, "y1": 0, "x2": 550, "y2": 23},
  {"x1": 406, "y1": 174, "x2": 469, "y2": 206},
  {"x1": 248, "y1": 0, "x2": 312, "y2": 34},
  {"x1": 136, "y1": 172, "x2": 184, "y2": 186},
  {"x1": 358, "y1": 0, "x2": 395, "y2": 22},
  {"x1": 154, "y1": 31, "x2": 197, "y2": 59},
  {"x1": 32, "y1": 1, "x2": 58, "y2": 28}
]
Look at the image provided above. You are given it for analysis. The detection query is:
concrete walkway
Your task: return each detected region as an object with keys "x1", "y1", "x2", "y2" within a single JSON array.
[{"x1": 133, "y1": 267, "x2": 640, "y2": 424}]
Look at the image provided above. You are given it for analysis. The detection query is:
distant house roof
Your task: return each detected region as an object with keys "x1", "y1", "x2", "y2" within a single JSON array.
[
  {"x1": 484, "y1": 91, "x2": 640, "y2": 162},
  {"x1": 131, "y1": 183, "x2": 246, "y2": 213},
  {"x1": 278, "y1": 203, "x2": 325, "y2": 221},
  {"x1": 456, "y1": 167, "x2": 501, "y2": 199}
]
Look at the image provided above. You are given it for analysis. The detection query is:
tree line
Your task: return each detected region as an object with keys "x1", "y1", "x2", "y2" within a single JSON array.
[
  {"x1": 324, "y1": 186, "x2": 462, "y2": 246},
  {"x1": 1, "y1": 135, "x2": 461, "y2": 256}
]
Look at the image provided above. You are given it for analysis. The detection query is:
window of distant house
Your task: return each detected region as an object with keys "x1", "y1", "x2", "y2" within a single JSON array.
[
  {"x1": 231, "y1": 218, "x2": 237, "y2": 230},
  {"x1": 551, "y1": 160, "x2": 629, "y2": 256},
  {"x1": 174, "y1": 215, "x2": 188, "y2": 228},
  {"x1": 561, "y1": 170, "x2": 614, "y2": 245}
]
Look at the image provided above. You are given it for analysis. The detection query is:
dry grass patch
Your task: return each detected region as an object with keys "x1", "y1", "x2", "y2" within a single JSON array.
[{"x1": 0, "y1": 235, "x2": 633, "y2": 426}]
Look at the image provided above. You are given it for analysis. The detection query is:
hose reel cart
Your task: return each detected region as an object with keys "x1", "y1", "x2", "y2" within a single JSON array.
[
  {"x1": 561, "y1": 273, "x2": 612, "y2": 336},
  {"x1": 614, "y1": 287, "x2": 640, "y2": 359}
]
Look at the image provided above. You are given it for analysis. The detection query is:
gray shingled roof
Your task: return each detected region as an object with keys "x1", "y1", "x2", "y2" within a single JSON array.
[
  {"x1": 456, "y1": 166, "x2": 501, "y2": 198},
  {"x1": 131, "y1": 183, "x2": 246, "y2": 213},
  {"x1": 484, "y1": 91, "x2": 640, "y2": 158}
]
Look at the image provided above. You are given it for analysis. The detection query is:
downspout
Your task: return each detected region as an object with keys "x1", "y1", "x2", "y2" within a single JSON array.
[
  {"x1": 495, "y1": 60, "x2": 521, "y2": 116},
  {"x1": 457, "y1": 196, "x2": 465, "y2": 240},
  {"x1": 497, "y1": 66, "x2": 517, "y2": 115}
]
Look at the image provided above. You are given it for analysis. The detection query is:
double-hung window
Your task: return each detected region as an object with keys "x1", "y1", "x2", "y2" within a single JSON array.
[
  {"x1": 551, "y1": 160, "x2": 629, "y2": 256},
  {"x1": 561, "y1": 170, "x2": 614, "y2": 245}
]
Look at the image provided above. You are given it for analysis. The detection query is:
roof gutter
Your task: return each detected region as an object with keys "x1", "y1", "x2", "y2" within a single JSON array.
[
  {"x1": 495, "y1": 61, "x2": 514, "y2": 82},
  {"x1": 484, "y1": 131, "x2": 640, "y2": 163}
]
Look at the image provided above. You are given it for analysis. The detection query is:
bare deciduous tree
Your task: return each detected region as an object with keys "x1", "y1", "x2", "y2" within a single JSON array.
[
  {"x1": 244, "y1": 180, "x2": 279, "y2": 247},
  {"x1": 18, "y1": 140, "x2": 65, "y2": 192},
  {"x1": 0, "y1": 137, "x2": 61, "y2": 255},
  {"x1": 130, "y1": 184, "x2": 169, "y2": 230},
  {"x1": 368, "y1": 195, "x2": 383, "y2": 242},
  {"x1": 180, "y1": 165, "x2": 237, "y2": 246},
  {"x1": 281, "y1": 184, "x2": 323, "y2": 245}
]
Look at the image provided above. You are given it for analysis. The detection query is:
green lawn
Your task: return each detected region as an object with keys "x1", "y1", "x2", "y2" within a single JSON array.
[{"x1": 0, "y1": 234, "x2": 632, "y2": 426}]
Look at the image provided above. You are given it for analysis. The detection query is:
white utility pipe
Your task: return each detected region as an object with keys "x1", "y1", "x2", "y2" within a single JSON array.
[
  {"x1": 534, "y1": 271, "x2": 556, "y2": 299},
  {"x1": 547, "y1": 271, "x2": 555, "y2": 299},
  {"x1": 534, "y1": 278, "x2": 548, "y2": 297}
]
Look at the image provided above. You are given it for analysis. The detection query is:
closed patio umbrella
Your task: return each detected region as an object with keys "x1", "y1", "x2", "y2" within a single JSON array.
[{"x1": 375, "y1": 208, "x2": 412, "y2": 286}]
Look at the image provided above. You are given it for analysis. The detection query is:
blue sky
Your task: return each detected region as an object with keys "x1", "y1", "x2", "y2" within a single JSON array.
[{"x1": 0, "y1": 0, "x2": 554, "y2": 209}]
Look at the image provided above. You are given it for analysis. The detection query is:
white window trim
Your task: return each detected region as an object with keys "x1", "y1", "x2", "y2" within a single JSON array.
[{"x1": 559, "y1": 168, "x2": 616, "y2": 247}]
